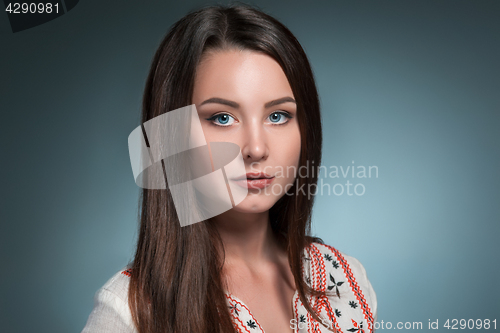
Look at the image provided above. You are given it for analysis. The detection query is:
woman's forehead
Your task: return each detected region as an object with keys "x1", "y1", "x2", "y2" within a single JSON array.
[{"x1": 193, "y1": 49, "x2": 294, "y2": 107}]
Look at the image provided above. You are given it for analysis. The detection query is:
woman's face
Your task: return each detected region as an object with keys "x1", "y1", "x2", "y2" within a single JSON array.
[{"x1": 192, "y1": 49, "x2": 301, "y2": 213}]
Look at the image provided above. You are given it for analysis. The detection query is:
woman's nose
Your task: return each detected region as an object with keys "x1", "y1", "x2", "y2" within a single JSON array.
[{"x1": 240, "y1": 120, "x2": 269, "y2": 162}]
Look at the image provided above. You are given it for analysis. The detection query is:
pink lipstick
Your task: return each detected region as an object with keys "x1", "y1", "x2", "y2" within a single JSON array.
[{"x1": 232, "y1": 172, "x2": 275, "y2": 189}]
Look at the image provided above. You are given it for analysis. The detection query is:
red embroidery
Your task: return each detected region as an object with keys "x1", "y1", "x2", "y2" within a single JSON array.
[
  {"x1": 322, "y1": 244, "x2": 374, "y2": 332},
  {"x1": 121, "y1": 268, "x2": 132, "y2": 277},
  {"x1": 227, "y1": 303, "x2": 248, "y2": 333},
  {"x1": 310, "y1": 244, "x2": 327, "y2": 292},
  {"x1": 316, "y1": 295, "x2": 343, "y2": 333},
  {"x1": 228, "y1": 307, "x2": 248, "y2": 333},
  {"x1": 225, "y1": 293, "x2": 263, "y2": 332},
  {"x1": 293, "y1": 293, "x2": 301, "y2": 331}
]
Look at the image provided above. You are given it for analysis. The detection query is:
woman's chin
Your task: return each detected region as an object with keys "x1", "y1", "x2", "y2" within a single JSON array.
[{"x1": 231, "y1": 195, "x2": 279, "y2": 214}]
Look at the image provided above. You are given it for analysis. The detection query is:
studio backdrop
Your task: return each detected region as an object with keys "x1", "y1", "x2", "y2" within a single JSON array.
[{"x1": 1, "y1": 0, "x2": 499, "y2": 332}]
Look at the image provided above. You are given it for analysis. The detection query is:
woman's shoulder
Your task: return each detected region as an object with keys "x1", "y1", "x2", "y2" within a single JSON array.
[
  {"x1": 305, "y1": 241, "x2": 378, "y2": 323},
  {"x1": 306, "y1": 241, "x2": 371, "y2": 278},
  {"x1": 305, "y1": 241, "x2": 372, "y2": 276},
  {"x1": 81, "y1": 265, "x2": 135, "y2": 332},
  {"x1": 97, "y1": 264, "x2": 133, "y2": 302}
]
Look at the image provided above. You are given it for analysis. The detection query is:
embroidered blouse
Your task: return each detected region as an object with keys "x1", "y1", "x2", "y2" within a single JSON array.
[{"x1": 81, "y1": 242, "x2": 377, "y2": 333}]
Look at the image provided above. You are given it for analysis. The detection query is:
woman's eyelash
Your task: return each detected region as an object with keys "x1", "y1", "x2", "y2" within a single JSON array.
[
  {"x1": 274, "y1": 111, "x2": 292, "y2": 118},
  {"x1": 206, "y1": 113, "x2": 235, "y2": 126},
  {"x1": 268, "y1": 111, "x2": 293, "y2": 125}
]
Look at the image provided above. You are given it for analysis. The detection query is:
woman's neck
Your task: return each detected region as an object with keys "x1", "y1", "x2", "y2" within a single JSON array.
[{"x1": 211, "y1": 209, "x2": 285, "y2": 268}]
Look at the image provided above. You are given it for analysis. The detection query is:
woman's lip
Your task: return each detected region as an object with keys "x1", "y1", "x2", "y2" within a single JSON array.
[
  {"x1": 232, "y1": 177, "x2": 275, "y2": 189},
  {"x1": 233, "y1": 172, "x2": 273, "y2": 181}
]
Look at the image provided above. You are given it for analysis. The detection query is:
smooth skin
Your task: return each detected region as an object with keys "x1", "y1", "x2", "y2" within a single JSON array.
[{"x1": 192, "y1": 49, "x2": 300, "y2": 333}]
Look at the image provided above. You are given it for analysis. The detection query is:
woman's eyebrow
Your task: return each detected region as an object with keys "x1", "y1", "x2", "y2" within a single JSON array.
[
  {"x1": 265, "y1": 96, "x2": 296, "y2": 108},
  {"x1": 200, "y1": 97, "x2": 238, "y2": 108},
  {"x1": 199, "y1": 96, "x2": 296, "y2": 108}
]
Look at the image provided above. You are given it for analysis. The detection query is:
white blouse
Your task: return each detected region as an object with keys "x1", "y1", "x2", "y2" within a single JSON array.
[{"x1": 81, "y1": 242, "x2": 377, "y2": 333}]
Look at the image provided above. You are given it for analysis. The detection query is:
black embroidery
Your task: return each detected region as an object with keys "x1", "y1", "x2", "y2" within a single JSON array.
[
  {"x1": 335, "y1": 309, "x2": 341, "y2": 317},
  {"x1": 324, "y1": 253, "x2": 333, "y2": 261},
  {"x1": 247, "y1": 320, "x2": 257, "y2": 329},
  {"x1": 332, "y1": 260, "x2": 339, "y2": 269},
  {"x1": 300, "y1": 314, "x2": 306, "y2": 323},
  {"x1": 228, "y1": 303, "x2": 240, "y2": 316},
  {"x1": 327, "y1": 273, "x2": 344, "y2": 298},
  {"x1": 348, "y1": 300, "x2": 358, "y2": 309}
]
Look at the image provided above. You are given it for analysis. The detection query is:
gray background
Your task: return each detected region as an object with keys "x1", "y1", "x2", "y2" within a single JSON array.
[{"x1": 1, "y1": 0, "x2": 498, "y2": 332}]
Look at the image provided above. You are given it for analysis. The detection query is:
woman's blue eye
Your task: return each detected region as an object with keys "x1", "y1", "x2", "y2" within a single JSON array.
[
  {"x1": 208, "y1": 113, "x2": 235, "y2": 126},
  {"x1": 216, "y1": 114, "x2": 230, "y2": 124},
  {"x1": 268, "y1": 112, "x2": 291, "y2": 124}
]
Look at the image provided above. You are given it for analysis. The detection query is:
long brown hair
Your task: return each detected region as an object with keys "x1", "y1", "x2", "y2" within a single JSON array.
[{"x1": 128, "y1": 3, "x2": 333, "y2": 332}]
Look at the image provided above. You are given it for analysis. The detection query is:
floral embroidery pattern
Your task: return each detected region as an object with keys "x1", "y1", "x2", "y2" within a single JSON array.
[
  {"x1": 324, "y1": 244, "x2": 375, "y2": 326},
  {"x1": 328, "y1": 273, "x2": 345, "y2": 298},
  {"x1": 225, "y1": 293, "x2": 264, "y2": 332},
  {"x1": 347, "y1": 319, "x2": 365, "y2": 333},
  {"x1": 229, "y1": 302, "x2": 241, "y2": 316},
  {"x1": 246, "y1": 320, "x2": 257, "y2": 329}
]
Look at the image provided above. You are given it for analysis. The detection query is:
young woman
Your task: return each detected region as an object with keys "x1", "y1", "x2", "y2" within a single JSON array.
[{"x1": 82, "y1": 4, "x2": 377, "y2": 333}]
